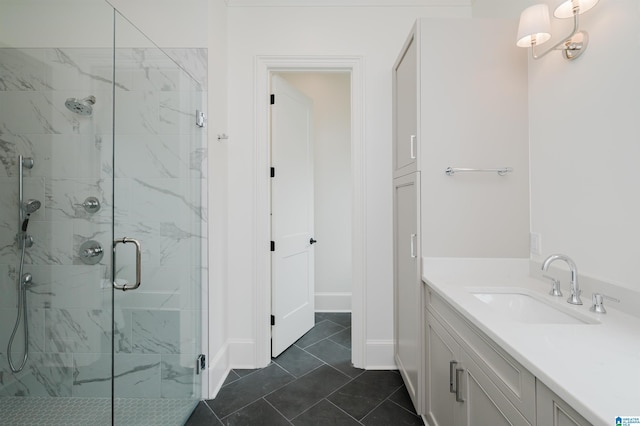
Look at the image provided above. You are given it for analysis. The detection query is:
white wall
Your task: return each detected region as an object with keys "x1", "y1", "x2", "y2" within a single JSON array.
[
  {"x1": 528, "y1": 0, "x2": 640, "y2": 290},
  {"x1": 0, "y1": 0, "x2": 114, "y2": 48},
  {"x1": 417, "y1": 18, "x2": 530, "y2": 258},
  {"x1": 226, "y1": 5, "x2": 471, "y2": 368},
  {"x1": 106, "y1": 0, "x2": 208, "y2": 48},
  {"x1": 280, "y1": 72, "x2": 353, "y2": 312},
  {"x1": 473, "y1": 0, "x2": 640, "y2": 293}
]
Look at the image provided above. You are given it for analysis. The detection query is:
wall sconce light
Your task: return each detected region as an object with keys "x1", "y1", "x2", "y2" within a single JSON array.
[{"x1": 516, "y1": 0, "x2": 599, "y2": 61}]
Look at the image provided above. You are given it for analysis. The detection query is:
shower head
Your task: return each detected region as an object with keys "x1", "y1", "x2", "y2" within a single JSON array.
[
  {"x1": 21, "y1": 199, "x2": 41, "y2": 232},
  {"x1": 65, "y1": 95, "x2": 96, "y2": 116},
  {"x1": 22, "y1": 199, "x2": 41, "y2": 215}
]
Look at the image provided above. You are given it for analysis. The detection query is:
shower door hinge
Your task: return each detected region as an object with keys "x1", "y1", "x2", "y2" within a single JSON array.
[
  {"x1": 196, "y1": 354, "x2": 206, "y2": 375},
  {"x1": 270, "y1": 241, "x2": 275, "y2": 252},
  {"x1": 271, "y1": 315, "x2": 275, "y2": 326},
  {"x1": 270, "y1": 94, "x2": 275, "y2": 105},
  {"x1": 195, "y1": 110, "x2": 205, "y2": 127},
  {"x1": 270, "y1": 167, "x2": 275, "y2": 178}
]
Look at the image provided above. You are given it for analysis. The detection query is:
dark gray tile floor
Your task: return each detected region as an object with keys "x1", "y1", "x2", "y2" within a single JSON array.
[{"x1": 185, "y1": 313, "x2": 423, "y2": 425}]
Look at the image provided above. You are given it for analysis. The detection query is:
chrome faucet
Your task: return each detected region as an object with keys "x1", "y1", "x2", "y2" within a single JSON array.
[{"x1": 541, "y1": 254, "x2": 582, "y2": 305}]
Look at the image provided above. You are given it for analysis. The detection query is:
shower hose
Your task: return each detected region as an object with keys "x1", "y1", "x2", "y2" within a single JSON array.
[{"x1": 7, "y1": 241, "x2": 29, "y2": 373}]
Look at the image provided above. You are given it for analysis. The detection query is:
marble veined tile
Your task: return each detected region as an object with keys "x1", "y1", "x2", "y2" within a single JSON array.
[
  {"x1": 45, "y1": 308, "x2": 111, "y2": 354},
  {"x1": 131, "y1": 309, "x2": 180, "y2": 354},
  {"x1": 0, "y1": 307, "x2": 45, "y2": 355},
  {"x1": 0, "y1": 132, "x2": 43, "y2": 178},
  {"x1": 24, "y1": 219, "x2": 74, "y2": 266},
  {"x1": 45, "y1": 177, "x2": 111, "y2": 223},
  {"x1": 128, "y1": 178, "x2": 204, "y2": 226},
  {"x1": 113, "y1": 353, "x2": 161, "y2": 398},
  {"x1": 0, "y1": 352, "x2": 73, "y2": 397},
  {"x1": 72, "y1": 353, "x2": 111, "y2": 398},
  {"x1": 161, "y1": 354, "x2": 198, "y2": 399},
  {"x1": 114, "y1": 90, "x2": 159, "y2": 135},
  {"x1": 27, "y1": 264, "x2": 110, "y2": 310},
  {"x1": 37, "y1": 133, "x2": 111, "y2": 180},
  {"x1": 131, "y1": 48, "x2": 184, "y2": 93},
  {"x1": 0, "y1": 91, "x2": 67, "y2": 135},
  {"x1": 163, "y1": 48, "x2": 208, "y2": 91},
  {"x1": 44, "y1": 48, "x2": 116, "y2": 92},
  {"x1": 158, "y1": 91, "x2": 200, "y2": 136},
  {"x1": 114, "y1": 134, "x2": 181, "y2": 179},
  {"x1": 0, "y1": 48, "x2": 50, "y2": 92}
]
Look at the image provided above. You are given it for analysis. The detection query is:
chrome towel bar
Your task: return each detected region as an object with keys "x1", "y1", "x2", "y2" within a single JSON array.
[{"x1": 445, "y1": 167, "x2": 513, "y2": 176}]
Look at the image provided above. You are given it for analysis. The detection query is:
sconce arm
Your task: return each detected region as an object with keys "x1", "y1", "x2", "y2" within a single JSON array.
[{"x1": 531, "y1": 12, "x2": 579, "y2": 60}]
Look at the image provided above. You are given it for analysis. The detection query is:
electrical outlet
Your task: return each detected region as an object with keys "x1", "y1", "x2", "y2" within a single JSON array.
[{"x1": 530, "y1": 232, "x2": 542, "y2": 255}]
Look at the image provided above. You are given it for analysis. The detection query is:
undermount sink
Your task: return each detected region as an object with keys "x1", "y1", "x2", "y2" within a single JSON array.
[{"x1": 471, "y1": 289, "x2": 598, "y2": 325}]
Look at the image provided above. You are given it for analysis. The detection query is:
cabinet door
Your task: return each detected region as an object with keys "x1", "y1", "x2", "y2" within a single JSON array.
[
  {"x1": 459, "y1": 350, "x2": 531, "y2": 426},
  {"x1": 536, "y1": 381, "x2": 592, "y2": 426},
  {"x1": 393, "y1": 172, "x2": 422, "y2": 412},
  {"x1": 393, "y1": 32, "x2": 418, "y2": 178},
  {"x1": 425, "y1": 312, "x2": 459, "y2": 426}
]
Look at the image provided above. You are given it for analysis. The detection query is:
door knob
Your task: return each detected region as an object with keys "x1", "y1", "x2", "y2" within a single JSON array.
[{"x1": 310, "y1": 238, "x2": 317, "y2": 245}]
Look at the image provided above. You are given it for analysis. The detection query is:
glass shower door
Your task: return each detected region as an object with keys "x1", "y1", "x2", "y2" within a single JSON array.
[
  {"x1": 0, "y1": 1, "x2": 116, "y2": 424},
  {"x1": 111, "y1": 11, "x2": 206, "y2": 426}
]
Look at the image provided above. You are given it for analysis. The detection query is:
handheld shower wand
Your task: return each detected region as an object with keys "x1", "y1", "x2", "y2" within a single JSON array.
[{"x1": 21, "y1": 199, "x2": 41, "y2": 232}]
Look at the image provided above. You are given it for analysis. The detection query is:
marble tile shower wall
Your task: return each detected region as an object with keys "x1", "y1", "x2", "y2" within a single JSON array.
[{"x1": 0, "y1": 47, "x2": 207, "y2": 399}]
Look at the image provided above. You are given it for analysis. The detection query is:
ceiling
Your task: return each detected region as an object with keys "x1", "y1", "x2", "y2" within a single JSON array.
[{"x1": 225, "y1": 0, "x2": 472, "y2": 7}]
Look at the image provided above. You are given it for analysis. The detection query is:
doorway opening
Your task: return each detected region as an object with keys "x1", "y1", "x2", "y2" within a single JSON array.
[
  {"x1": 254, "y1": 56, "x2": 365, "y2": 368},
  {"x1": 270, "y1": 72, "x2": 352, "y2": 357}
]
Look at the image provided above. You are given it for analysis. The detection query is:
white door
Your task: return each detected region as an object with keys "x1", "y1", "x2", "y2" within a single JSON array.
[{"x1": 270, "y1": 75, "x2": 315, "y2": 357}]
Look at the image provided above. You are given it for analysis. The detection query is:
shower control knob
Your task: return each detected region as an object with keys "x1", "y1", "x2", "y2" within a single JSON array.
[
  {"x1": 79, "y1": 240, "x2": 104, "y2": 265},
  {"x1": 76, "y1": 196, "x2": 101, "y2": 213}
]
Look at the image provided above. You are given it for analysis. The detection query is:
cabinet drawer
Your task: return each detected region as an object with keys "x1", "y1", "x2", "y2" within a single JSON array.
[{"x1": 426, "y1": 285, "x2": 536, "y2": 423}]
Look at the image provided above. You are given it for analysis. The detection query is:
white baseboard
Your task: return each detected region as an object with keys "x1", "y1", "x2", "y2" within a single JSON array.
[
  {"x1": 364, "y1": 339, "x2": 396, "y2": 369},
  {"x1": 315, "y1": 292, "x2": 352, "y2": 311},
  {"x1": 229, "y1": 338, "x2": 261, "y2": 368},
  {"x1": 207, "y1": 343, "x2": 230, "y2": 399}
]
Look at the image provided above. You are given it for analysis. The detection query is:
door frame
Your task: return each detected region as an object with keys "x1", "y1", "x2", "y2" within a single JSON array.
[{"x1": 255, "y1": 55, "x2": 366, "y2": 368}]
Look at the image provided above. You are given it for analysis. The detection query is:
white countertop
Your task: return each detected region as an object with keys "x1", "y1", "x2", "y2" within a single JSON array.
[{"x1": 422, "y1": 257, "x2": 640, "y2": 426}]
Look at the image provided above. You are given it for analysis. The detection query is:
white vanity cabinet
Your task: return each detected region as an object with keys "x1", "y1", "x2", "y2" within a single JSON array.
[
  {"x1": 426, "y1": 311, "x2": 531, "y2": 426},
  {"x1": 424, "y1": 284, "x2": 594, "y2": 426},
  {"x1": 425, "y1": 287, "x2": 536, "y2": 425},
  {"x1": 536, "y1": 381, "x2": 592, "y2": 426}
]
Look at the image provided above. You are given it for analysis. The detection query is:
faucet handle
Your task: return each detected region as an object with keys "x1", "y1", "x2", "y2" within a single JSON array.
[
  {"x1": 589, "y1": 293, "x2": 620, "y2": 314},
  {"x1": 543, "y1": 275, "x2": 563, "y2": 297}
]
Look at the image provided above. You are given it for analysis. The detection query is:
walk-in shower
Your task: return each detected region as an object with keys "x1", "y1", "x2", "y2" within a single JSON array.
[{"x1": 1, "y1": 1, "x2": 208, "y2": 424}]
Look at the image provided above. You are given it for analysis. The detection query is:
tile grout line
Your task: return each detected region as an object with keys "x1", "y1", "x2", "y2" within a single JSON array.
[
  {"x1": 324, "y1": 396, "x2": 368, "y2": 425},
  {"x1": 386, "y1": 392, "x2": 422, "y2": 418},
  {"x1": 262, "y1": 396, "x2": 295, "y2": 425},
  {"x1": 358, "y1": 384, "x2": 407, "y2": 423},
  {"x1": 212, "y1": 363, "x2": 297, "y2": 420}
]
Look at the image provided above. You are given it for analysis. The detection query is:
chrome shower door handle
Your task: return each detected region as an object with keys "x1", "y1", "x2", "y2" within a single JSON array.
[{"x1": 113, "y1": 237, "x2": 142, "y2": 291}]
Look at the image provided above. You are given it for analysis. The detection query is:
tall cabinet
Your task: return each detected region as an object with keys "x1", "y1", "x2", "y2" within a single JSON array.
[
  {"x1": 392, "y1": 18, "x2": 529, "y2": 417},
  {"x1": 393, "y1": 26, "x2": 423, "y2": 413}
]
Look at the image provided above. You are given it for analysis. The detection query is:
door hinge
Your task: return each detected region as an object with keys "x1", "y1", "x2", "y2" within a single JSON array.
[
  {"x1": 270, "y1": 94, "x2": 275, "y2": 105},
  {"x1": 196, "y1": 354, "x2": 206, "y2": 375},
  {"x1": 270, "y1": 167, "x2": 275, "y2": 178},
  {"x1": 271, "y1": 315, "x2": 275, "y2": 326},
  {"x1": 270, "y1": 241, "x2": 275, "y2": 252}
]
